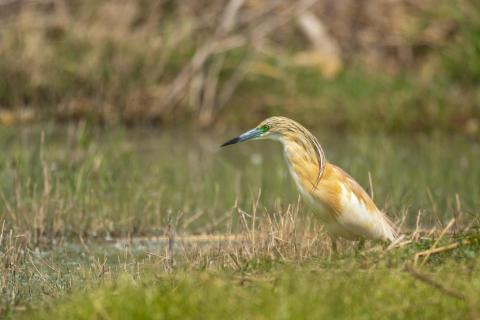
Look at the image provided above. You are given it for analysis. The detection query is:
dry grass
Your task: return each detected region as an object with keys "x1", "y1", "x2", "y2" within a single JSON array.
[{"x1": 1, "y1": 198, "x2": 479, "y2": 318}]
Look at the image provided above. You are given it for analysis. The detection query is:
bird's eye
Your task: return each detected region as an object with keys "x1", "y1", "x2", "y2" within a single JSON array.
[{"x1": 259, "y1": 125, "x2": 270, "y2": 133}]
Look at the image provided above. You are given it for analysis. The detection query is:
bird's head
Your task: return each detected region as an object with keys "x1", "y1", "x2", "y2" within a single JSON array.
[{"x1": 221, "y1": 116, "x2": 300, "y2": 147}]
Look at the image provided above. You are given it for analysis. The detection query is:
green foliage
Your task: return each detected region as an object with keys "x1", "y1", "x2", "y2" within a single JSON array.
[
  {"x1": 23, "y1": 260, "x2": 480, "y2": 320},
  {"x1": 441, "y1": 0, "x2": 480, "y2": 84}
]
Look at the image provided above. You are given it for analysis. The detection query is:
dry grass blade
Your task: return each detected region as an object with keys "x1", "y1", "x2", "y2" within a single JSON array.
[
  {"x1": 417, "y1": 218, "x2": 455, "y2": 266},
  {"x1": 411, "y1": 210, "x2": 423, "y2": 241},
  {"x1": 384, "y1": 234, "x2": 407, "y2": 251},
  {"x1": 0, "y1": 220, "x2": 5, "y2": 248},
  {"x1": 414, "y1": 240, "x2": 470, "y2": 261}
]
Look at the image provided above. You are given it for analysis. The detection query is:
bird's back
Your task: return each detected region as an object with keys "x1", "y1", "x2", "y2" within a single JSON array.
[{"x1": 295, "y1": 163, "x2": 397, "y2": 241}]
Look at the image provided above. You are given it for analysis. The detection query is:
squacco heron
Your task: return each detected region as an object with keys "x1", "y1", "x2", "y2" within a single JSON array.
[{"x1": 221, "y1": 116, "x2": 397, "y2": 248}]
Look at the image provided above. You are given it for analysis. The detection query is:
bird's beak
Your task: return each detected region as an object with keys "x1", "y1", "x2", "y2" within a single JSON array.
[{"x1": 221, "y1": 128, "x2": 262, "y2": 147}]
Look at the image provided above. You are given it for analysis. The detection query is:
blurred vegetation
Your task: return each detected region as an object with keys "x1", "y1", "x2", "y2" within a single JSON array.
[{"x1": 0, "y1": 0, "x2": 478, "y2": 135}]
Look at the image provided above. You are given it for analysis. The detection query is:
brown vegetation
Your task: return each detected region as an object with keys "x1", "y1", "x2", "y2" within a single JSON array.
[{"x1": 1, "y1": 0, "x2": 477, "y2": 131}]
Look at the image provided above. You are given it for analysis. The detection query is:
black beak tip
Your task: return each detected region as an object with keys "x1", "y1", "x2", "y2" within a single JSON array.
[{"x1": 220, "y1": 137, "x2": 240, "y2": 148}]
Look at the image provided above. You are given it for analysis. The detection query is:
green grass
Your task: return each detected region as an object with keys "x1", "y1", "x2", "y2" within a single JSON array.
[
  {"x1": 24, "y1": 272, "x2": 468, "y2": 319},
  {"x1": 16, "y1": 249, "x2": 480, "y2": 320}
]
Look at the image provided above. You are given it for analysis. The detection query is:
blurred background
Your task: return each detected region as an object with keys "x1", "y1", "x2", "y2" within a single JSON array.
[{"x1": 0, "y1": 0, "x2": 478, "y2": 135}]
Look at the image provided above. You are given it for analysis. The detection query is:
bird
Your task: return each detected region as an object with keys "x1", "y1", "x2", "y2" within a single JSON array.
[{"x1": 221, "y1": 116, "x2": 397, "y2": 250}]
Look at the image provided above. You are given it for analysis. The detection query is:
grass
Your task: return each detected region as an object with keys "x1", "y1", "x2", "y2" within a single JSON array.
[
  {"x1": 1, "y1": 124, "x2": 480, "y2": 318},
  {"x1": 23, "y1": 260, "x2": 480, "y2": 320},
  {"x1": 4, "y1": 225, "x2": 480, "y2": 319}
]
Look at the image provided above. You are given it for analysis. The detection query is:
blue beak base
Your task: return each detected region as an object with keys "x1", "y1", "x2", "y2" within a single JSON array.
[{"x1": 221, "y1": 128, "x2": 262, "y2": 147}]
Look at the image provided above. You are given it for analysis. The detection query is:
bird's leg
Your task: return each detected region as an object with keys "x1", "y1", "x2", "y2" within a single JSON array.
[
  {"x1": 356, "y1": 239, "x2": 365, "y2": 251},
  {"x1": 330, "y1": 237, "x2": 337, "y2": 254}
]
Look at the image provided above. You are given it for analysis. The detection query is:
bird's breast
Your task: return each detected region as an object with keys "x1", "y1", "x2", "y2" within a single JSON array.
[{"x1": 285, "y1": 156, "x2": 334, "y2": 222}]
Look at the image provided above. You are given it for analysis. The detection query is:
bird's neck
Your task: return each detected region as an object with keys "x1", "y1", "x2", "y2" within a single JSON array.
[{"x1": 281, "y1": 135, "x2": 326, "y2": 189}]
